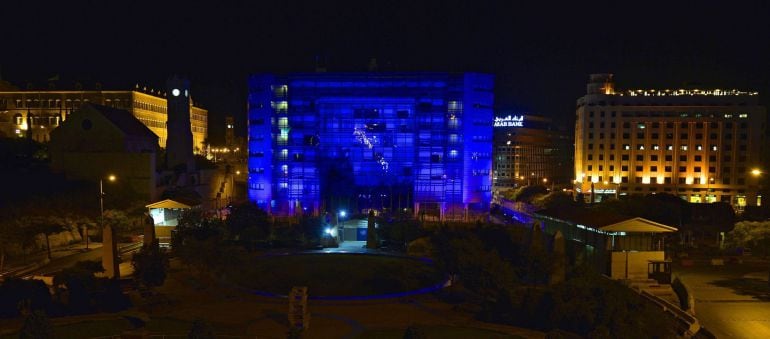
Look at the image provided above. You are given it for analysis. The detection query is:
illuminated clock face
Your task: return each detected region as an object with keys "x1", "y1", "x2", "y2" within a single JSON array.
[{"x1": 172, "y1": 89, "x2": 180, "y2": 97}]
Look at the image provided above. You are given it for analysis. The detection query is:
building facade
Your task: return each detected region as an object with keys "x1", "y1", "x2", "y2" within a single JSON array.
[
  {"x1": 248, "y1": 73, "x2": 494, "y2": 220},
  {"x1": 575, "y1": 74, "x2": 767, "y2": 208},
  {"x1": 493, "y1": 114, "x2": 572, "y2": 191},
  {"x1": 0, "y1": 86, "x2": 207, "y2": 152}
]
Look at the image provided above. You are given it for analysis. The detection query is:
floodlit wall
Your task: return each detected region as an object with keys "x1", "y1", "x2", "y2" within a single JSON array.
[{"x1": 247, "y1": 73, "x2": 494, "y2": 218}]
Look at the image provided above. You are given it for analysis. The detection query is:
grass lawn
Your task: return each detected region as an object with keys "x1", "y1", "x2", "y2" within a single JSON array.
[
  {"x1": 234, "y1": 254, "x2": 443, "y2": 297},
  {"x1": 356, "y1": 325, "x2": 524, "y2": 339},
  {"x1": 1, "y1": 318, "x2": 131, "y2": 339}
]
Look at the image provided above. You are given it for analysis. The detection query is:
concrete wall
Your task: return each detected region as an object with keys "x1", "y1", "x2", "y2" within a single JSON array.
[
  {"x1": 610, "y1": 251, "x2": 664, "y2": 280},
  {"x1": 51, "y1": 151, "x2": 157, "y2": 202}
]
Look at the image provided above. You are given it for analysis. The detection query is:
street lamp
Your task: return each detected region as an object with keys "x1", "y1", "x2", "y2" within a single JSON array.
[
  {"x1": 95, "y1": 174, "x2": 116, "y2": 249},
  {"x1": 338, "y1": 210, "x2": 347, "y2": 242}
]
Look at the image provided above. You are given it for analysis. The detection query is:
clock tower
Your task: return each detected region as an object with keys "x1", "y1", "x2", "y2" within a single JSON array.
[{"x1": 165, "y1": 76, "x2": 196, "y2": 173}]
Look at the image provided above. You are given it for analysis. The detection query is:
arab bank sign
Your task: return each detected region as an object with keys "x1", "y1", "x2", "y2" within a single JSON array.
[{"x1": 494, "y1": 115, "x2": 525, "y2": 127}]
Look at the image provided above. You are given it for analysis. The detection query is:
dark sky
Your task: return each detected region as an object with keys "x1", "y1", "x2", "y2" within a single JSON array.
[{"x1": 2, "y1": 1, "x2": 770, "y2": 142}]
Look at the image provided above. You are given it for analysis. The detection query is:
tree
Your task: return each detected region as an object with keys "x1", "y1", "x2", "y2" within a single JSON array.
[
  {"x1": 131, "y1": 240, "x2": 170, "y2": 289},
  {"x1": 18, "y1": 216, "x2": 67, "y2": 261},
  {"x1": 188, "y1": 318, "x2": 215, "y2": 339},
  {"x1": 225, "y1": 202, "x2": 270, "y2": 242},
  {"x1": 727, "y1": 221, "x2": 770, "y2": 257},
  {"x1": 19, "y1": 310, "x2": 52, "y2": 339}
]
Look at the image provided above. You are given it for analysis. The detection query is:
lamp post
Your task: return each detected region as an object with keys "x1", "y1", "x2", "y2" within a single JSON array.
[
  {"x1": 95, "y1": 174, "x2": 116, "y2": 249},
  {"x1": 339, "y1": 210, "x2": 346, "y2": 242}
]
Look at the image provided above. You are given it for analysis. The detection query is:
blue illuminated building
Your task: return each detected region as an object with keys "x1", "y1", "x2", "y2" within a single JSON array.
[{"x1": 248, "y1": 73, "x2": 494, "y2": 221}]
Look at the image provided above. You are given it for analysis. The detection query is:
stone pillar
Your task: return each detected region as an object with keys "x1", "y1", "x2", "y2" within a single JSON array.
[
  {"x1": 550, "y1": 230, "x2": 566, "y2": 285},
  {"x1": 143, "y1": 213, "x2": 156, "y2": 249},
  {"x1": 102, "y1": 225, "x2": 120, "y2": 279}
]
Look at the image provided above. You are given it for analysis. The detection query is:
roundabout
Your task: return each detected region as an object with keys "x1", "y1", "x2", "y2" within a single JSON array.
[{"x1": 232, "y1": 252, "x2": 447, "y2": 300}]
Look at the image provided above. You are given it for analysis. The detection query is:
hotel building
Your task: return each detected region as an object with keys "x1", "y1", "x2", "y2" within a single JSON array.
[
  {"x1": 248, "y1": 73, "x2": 494, "y2": 220},
  {"x1": 575, "y1": 74, "x2": 766, "y2": 208},
  {"x1": 0, "y1": 83, "x2": 207, "y2": 152}
]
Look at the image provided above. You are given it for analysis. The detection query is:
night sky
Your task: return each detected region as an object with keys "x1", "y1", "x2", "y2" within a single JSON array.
[{"x1": 2, "y1": 1, "x2": 770, "y2": 143}]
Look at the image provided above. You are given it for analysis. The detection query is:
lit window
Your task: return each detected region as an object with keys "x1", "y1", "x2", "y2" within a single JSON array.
[
  {"x1": 638, "y1": 145, "x2": 645, "y2": 150},
  {"x1": 739, "y1": 113, "x2": 748, "y2": 118},
  {"x1": 681, "y1": 145, "x2": 688, "y2": 151},
  {"x1": 711, "y1": 145, "x2": 718, "y2": 151},
  {"x1": 696, "y1": 145, "x2": 703, "y2": 151},
  {"x1": 623, "y1": 144, "x2": 631, "y2": 150},
  {"x1": 667, "y1": 145, "x2": 674, "y2": 151},
  {"x1": 724, "y1": 114, "x2": 733, "y2": 118},
  {"x1": 653, "y1": 144, "x2": 660, "y2": 150}
]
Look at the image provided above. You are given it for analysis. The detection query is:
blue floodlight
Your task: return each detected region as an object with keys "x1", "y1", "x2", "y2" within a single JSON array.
[
  {"x1": 339, "y1": 210, "x2": 346, "y2": 217},
  {"x1": 325, "y1": 228, "x2": 333, "y2": 235}
]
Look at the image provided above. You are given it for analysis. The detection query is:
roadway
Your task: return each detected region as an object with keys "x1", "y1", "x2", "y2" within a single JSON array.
[
  {"x1": 674, "y1": 259, "x2": 770, "y2": 339},
  {"x1": 1, "y1": 242, "x2": 142, "y2": 280}
]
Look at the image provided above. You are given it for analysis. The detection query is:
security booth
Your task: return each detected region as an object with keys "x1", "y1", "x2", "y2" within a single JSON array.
[
  {"x1": 600, "y1": 218, "x2": 678, "y2": 281},
  {"x1": 145, "y1": 198, "x2": 199, "y2": 245}
]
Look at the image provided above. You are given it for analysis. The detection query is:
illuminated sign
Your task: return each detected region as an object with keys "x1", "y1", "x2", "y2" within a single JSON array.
[{"x1": 494, "y1": 115, "x2": 524, "y2": 127}]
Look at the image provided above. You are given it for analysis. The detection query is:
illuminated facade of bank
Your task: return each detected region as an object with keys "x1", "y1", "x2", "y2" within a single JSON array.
[
  {"x1": 248, "y1": 73, "x2": 494, "y2": 220},
  {"x1": 575, "y1": 74, "x2": 766, "y2": 208}
]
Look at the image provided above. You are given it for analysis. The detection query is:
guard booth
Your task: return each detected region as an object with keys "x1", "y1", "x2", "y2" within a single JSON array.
[
  {"x1": 145, "y1": 198, "x2": 199, "y2": 246},
  {"x1": 602, "y1": 218, "x2": 678, "y2": 280}
]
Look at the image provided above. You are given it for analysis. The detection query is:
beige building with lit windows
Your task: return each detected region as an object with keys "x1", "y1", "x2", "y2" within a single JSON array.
[
  {"x1": 575, "y1": 74, "x2": 766, "y2": 208},
  {"x1": 0, "y1": 85, "x2": 207, "y2": 152}
]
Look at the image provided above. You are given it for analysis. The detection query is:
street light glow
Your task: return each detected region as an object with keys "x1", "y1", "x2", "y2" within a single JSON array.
[
  {"x1": 108, "y1": 174, "x2": 116, "y2": 182},
  {"x1": 339, "y1": 210, "x2": 346, "y2": 217},
  {"x1": 751, "y1": 168, "x2": 762, "y2": 176}
]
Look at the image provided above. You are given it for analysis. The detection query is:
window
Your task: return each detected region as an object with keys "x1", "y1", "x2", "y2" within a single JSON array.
[
  {"x1": 652, "y1": 133, "x2": 659, "y2": 139},
  {"x1": 679, "y1": 155, "x2": 687, "y2": 162},
  {"x1": 635, "y1": 177, "x2": 643, "y2": 183},
  {"x1": 681, "y1": 145, "x2": 688, "y2": 151},
  {"x1": 665, "y1": 166, "x2": 672, "y2": 172},
  {"x1": 694, "y1": 167, "x2": 701, "y2": 172},
  {"x1": 711, "y1": 145, "x2": 718, "y2": 151},
  {"x1": 667, "y1": 144, "x2": 674, "y2": 151},
  {"x1": 652, "y1": 144, "x2": 660, "y2": 150},
  {"x1": 636, "y1": 155, "x2": 644, "y2": 161},
  {"x1": 623, "y1": 144, "x2": 630, "y2": 150},
  {"x1": 622, "y1": 176, "x2": 629, "y2": 183},
  {"x1": 637, "y1": 144, "x2": 645, "y2": 150},
  {"x1": 610, "y1": 155, "x2": 615, "y2": 160},
  {"x1": 599, "y1": 165, "x2": 603, "y2": 171},
  {"x1": 695, "y1": 155, "x2": 702, "y2": 161},
  {"x1": 665, "y1": 155, "x2": 673, "y2": 161},
  {"x1": 622, "y1": 154, "x2": 629, "y2": 161},
  {"x1": 665, "y1": 177, "x2": 672, "y2": 184},
  {"x1": 637, "y1": 123, "x2": 646, "y2": 129},
  {"x1": 623, "y1": 133, "x2": 630, "y2": 139},
  {"x1": 696, "y1": 133, "x2": 703, "y2": 140},
  {"x1": 622, "y1": 165, "x2": 629, "y2": 171},
  {"x1": 588, "y1": 154, "x2": 593, "y2": 160},
  {"x1": 588, "y1": 144, "x2": 593, "y2": 150},
  {"x1": 651, "y1": 166, "x2": 658, "y2": 172},
  {"x1": 635, "y1": 165, "x2": 643, "y2": 171},
  {"x1": 679, "y1": 166, "x2": 686, "y2": 172},
  {"x1": 637, "y1": 132, "x2": 645, "y2": 139},
  {"x1": 623, "y1": 122, "x2": 630, "y2": 128},
  {"x1": 709, "y1": 166, "x2": 715, "y2": 173},
  {"x1": 609, "y1": 165, "x2": 614, "y2": 171},
  {"x1": 680, "y1": 133, "x2": 688, "y2": 139},
  {"x1": 599, "y1": 154, "x2": 604, "y2": 160},
  {"x1": 666, "y1": 133, "x2": 674, "y2": 139},
  {"x1": 651, "y1": 155, "x2": 658, "y2": 161},
  {"x1": 709, "y1": 155, "x2": 716, "y2": 162}
]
